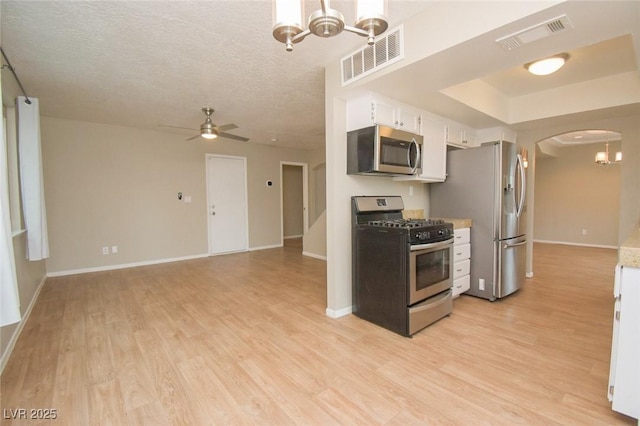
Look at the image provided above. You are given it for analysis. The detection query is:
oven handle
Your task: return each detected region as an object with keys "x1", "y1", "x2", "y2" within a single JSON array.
[{"x1": 410, "y1": 237, "x2": 454, "y2": 252}]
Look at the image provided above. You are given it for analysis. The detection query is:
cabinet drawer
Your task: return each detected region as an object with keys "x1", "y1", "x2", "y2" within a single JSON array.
[
  {"x1": 453, "y1": 243, "x2": 471, "y2": 262},
  {"x1": 452, "y1": 275, "x2": 470, "y2": 297},
  {"x1": 453, "y1": 259, "x2": 470, "y2": 279},
  {"x1": 454, "y1": 228, "x2": 470, "y2": 245}
]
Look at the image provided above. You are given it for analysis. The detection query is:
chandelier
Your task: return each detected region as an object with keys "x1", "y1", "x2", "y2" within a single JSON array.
[
  {"x1": 273, "y1": 0, "x2": 388, "y2": 52},
  {"x1": 595, "y1": 132, "x2": 622, "y2": 165}
]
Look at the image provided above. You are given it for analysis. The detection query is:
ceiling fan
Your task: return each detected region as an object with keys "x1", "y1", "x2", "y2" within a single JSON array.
[{"x1": 159, "y1": 108, "x2": 249, "y2": 142}]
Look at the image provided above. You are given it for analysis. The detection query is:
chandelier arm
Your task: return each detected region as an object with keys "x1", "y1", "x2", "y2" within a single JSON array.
[
  {"x1": 344, "y1": 25, "x2": 370, "y2": 37},
  {"x1": 291, "y1": 29, "x2": 312, "y2": 43}
]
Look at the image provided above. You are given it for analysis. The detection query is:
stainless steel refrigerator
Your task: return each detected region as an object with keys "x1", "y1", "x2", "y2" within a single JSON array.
[{"x1": 430, "y1": 140, "x2": 527, "y2": 301}]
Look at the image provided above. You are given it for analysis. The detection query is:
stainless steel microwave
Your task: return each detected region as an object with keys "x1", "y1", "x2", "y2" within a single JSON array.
[{"x1": 347, "y1": 125, "x2": 423, "y2": 176}]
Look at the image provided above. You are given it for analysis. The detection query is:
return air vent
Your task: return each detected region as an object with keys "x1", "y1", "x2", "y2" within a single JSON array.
[
  {"x1": 496, "y1": 14, "x2": 573, "y2": 51},
  {"x1": 341, "y1": 25, "x2": 404, "y2": 86}
]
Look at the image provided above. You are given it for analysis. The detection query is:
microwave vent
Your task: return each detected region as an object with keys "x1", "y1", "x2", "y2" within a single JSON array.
[
  {"x1": 342, "y1": 25, "x2": 404, "y2": 86},
  {"x1": 495, "y1": 14, "x2": 573, "y2": 51}
]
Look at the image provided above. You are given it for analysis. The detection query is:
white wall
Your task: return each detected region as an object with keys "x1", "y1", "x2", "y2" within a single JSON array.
[{"x1": 323, "y1": 2, "x2": 556, "y2": 317}]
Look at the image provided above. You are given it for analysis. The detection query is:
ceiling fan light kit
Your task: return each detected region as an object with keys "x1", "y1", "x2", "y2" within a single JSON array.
[
  {"x1": 173, "y1": 108, "x2": 249, "y2": 142},
  {"x1": 200, "y1": 108, "x2": 218, "y2": 139},
  {"x1": 525, "y1": 53, "x2": 569, "y2": 75},
  {"x1": 273, "y1": 0, "x2": 388, "y2": 52}
]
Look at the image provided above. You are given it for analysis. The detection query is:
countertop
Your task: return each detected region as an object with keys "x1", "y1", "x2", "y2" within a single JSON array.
[
  {"x1": 619, "y1": 222, "x2": 640, "y2": 268},
  {"x1": 401, "y1": 211, "x2": 472, "y2": 230},
  {"x1": 434, "y1": 217, "x2": 472, "y2": 230}
]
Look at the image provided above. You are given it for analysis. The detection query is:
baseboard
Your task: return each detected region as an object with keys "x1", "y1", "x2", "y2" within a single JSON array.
[
  {"x1": 326, "y1": 306, "x2": 352, "y2": 318},
  {"x1": 526, "y1": 272, "x2": 534, "y2": 278},
  {"x1": 283, "y1": 235, "x2": 303, "y2": 240},
  {"x1": 248, "y1": 244, "x2": 282, "y2": 251},
  {"x1": 46, "y1": 253, "x2": 210, "y2": 277},
  {"x1": 534, "y1": 239, "x2": 617, "y2": 250},
  {"x1": 302, "y1": 251, "x2": 327, "y2": 261},
  {"x1": 0, "y1": 274, "x2": 47, "y2": 375}
]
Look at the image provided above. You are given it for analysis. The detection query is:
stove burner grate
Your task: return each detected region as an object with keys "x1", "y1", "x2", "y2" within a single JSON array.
[{"x1": 367, "y1": 218, "x2": 446, "y2": 228}]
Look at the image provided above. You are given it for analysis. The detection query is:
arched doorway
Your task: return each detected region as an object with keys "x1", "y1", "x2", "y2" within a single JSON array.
[{"x1": 534, "y1": 129, "x2": 622, "y2": 249}]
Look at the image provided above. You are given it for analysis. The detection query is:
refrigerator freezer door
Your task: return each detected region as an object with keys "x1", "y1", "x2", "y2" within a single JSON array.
[
  {"x1": 498, "y1": 141, "x2": 527, "y2": 240},
  {"x1": 496, "y1": 235, "x2": 527, "y2": 298}
]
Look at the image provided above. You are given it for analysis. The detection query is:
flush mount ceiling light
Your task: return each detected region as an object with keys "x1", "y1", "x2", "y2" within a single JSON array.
[
  {"x1": 525, "y1": 53, "x2": 569, "y2": 75},
  {"x1": 272, "y1": 0, "x2": 388, "y2": 52}
]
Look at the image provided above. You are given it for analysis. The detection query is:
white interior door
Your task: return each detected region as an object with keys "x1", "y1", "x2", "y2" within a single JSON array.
[{"x1": 206, "y1": 154, "x2": 248, "y2": 255}]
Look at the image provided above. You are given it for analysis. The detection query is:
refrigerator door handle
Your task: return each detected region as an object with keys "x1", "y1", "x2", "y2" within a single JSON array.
[
  {"x1": 504, "y1": 240, "x2": 527, "y2": 249},
  {"x1": 516, "y1": 153, "x2": 526, "y2": 217}
]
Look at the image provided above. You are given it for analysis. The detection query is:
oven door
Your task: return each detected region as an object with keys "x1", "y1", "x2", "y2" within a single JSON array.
[{"x1": 409, "y1": 238, "x2": 454, "y2": 305}]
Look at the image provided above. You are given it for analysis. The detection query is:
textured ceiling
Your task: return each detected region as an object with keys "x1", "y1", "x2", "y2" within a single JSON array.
[
  {"x1": 0, "y1": 1, "x2": 433, "y2": 150},
  {"x1": 2, "y1": 1, "x2": 639, "y2": 151}
]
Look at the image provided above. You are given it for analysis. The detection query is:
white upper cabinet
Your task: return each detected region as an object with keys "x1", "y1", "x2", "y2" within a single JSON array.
[
  {"x1": 418, "y1": 116, "x2": 447, "y2": 181},
  {"x1": 445, "y1": 123, "x2": 478, "y2": 148},
  {"x1": 347, "y1": 93, "x2": 422, "y2": 134},
  {"x1": 346, "y1": 92, "x2": 480, "y2": 183},
  {"x1": 392, "y1": 105, "x2": 422, "y2": 134},
  {"x1": 476, "y1": 126, "x2": 517, "y2": 144}
]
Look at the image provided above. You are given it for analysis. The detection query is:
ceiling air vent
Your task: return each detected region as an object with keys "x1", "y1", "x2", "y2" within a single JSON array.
[
  {"x1": 496, "y1": 14, "x2": 573, "y2": 51},
  {"x1": 342, "y1": 25, "x2": 404, "y2": 86}
]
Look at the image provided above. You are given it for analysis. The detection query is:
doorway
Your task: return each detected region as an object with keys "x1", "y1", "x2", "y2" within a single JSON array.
[
  {"x1": 534, "y1": 129, "x2": 621, "y2": 249},
  {"x1": 281, "y1": 162, "x2": 308, "y2": 250},
  {"x1": 206, "y1": 154, "x2": 249, "y2": 255}
]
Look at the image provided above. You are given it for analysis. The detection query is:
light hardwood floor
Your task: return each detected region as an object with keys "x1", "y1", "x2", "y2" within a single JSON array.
[{"x1": 0, "y1": 243, "x2": 635, "y2": 425}]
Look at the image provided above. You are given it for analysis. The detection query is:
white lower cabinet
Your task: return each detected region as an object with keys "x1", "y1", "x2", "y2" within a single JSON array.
[
  {"x1": 608, "y1": 264, "x2": 640, "y2": 420},
  {"x1": 452, "y1": 228, "x2": 471, "y2": 297}
]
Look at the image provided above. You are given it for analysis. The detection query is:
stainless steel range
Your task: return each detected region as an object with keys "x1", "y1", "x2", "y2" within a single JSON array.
[{"x1": 351, "y1": 196, "x2": 454, "y2": 336}]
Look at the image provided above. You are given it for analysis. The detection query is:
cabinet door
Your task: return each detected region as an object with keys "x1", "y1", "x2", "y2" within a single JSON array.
[
  {"x1": 398, "y1": 107, "x2": 422, "y2": 134},
  {"x1": 461, "y1": 127, "x2": 478, "y2": 147},
  {"x1": 420, "y1": 117, "x2": 446, "y2": 181},
  {"x1": 445, "y1": 124, "x2": 462, "y2": 145},
  {"x1": 372, "y1": 100, "x2": 397, "y2": 128},
  {"x1": 610, "y1": 265, "x2": 640, "y2": 419}
]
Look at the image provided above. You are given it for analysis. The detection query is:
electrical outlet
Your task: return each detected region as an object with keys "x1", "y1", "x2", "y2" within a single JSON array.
[
  {"x1": 111, "y1": 245, "x2": 118, "y2": 254},
  {"x1": 581, "y1": 228, "x2": 588, "y2": 236},
  {"x1": 102, "y1": 246, "x2": 109, "y2": 255},
  {"x1": 479, "y1": 278, "x2": 485, "y2": 291}
]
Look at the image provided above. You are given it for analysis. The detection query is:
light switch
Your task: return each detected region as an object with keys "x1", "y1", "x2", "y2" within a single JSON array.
[{"x1": 184, "y1": 196, "x2": 192, "y2": 203}]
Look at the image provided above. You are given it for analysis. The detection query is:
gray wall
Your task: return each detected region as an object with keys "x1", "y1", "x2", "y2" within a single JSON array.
[
  {"x1": 282, "y1": 165, "x2": 303, "y2": 238},
  {"x1": 41, "y1": 116, "x2": 320, "y2": 273}
]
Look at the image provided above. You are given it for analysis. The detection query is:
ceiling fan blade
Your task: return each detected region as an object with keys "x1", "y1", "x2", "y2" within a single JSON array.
[
  {"x1": 185, "y1": 134, "x2": 201, "y2": 141},
  {"x1": 218, "y1": 132, "x2": 249, "y2": 142},
  {"x1": 158, "y1": 124, "x2": 198, "y2": 131},
  {"x1": 214, "y1": 123, "x2": 238, "y2": 132}
]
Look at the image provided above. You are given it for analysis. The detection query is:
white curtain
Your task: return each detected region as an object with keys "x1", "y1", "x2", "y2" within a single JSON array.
[
  {"x1": 17, "y1": 96, "x2": 49, "y2": 261},
  {"x1": 1, "y1": 97, "x2": 21, "y2": 326}
]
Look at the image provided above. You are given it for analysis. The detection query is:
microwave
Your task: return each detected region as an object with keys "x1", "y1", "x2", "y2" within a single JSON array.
[{"x1": 347, "y1": 125, "x2": 423, "y2": 176}]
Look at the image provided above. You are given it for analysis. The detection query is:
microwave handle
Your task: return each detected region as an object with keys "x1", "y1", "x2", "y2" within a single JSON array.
[{"x1": 409, "y1": 139, "x2": 421, "y2": 173}]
